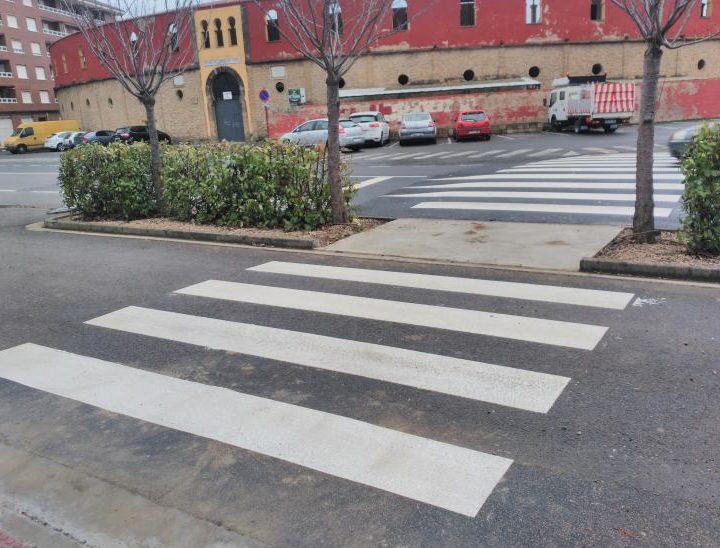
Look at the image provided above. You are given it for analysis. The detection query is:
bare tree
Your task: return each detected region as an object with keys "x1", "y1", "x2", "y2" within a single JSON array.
[
  {"x1": 610, "y1": 0, "x2": 720, "y2": 242},
  {"x1": 255, "y1": 0, "x2": 406, "y2": 224},
  {"x1": 62, "y1": 0, "x2": 197, "y2": 206}
]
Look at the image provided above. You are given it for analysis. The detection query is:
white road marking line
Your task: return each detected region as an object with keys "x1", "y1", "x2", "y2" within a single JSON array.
[
  {"x1": 88, "y1": 307, "x2": 570, "y2": 413},
  {"x1": 248, "y1": 261, "x2": 635, "y2": 310},
  {"x1": 0, "y1": 190, "x2": 15, "y2": 193},
  {"x1": 495, "y1": 149, "x2": 532, "y2": 158},
  {"x1": 356, "y1": 176, "x2": 392, "y2": 189},
  {"x1": 613, "y1": 146, "x2": 636, "y2": 151},
  {"x1": 175, "y1": 281, "x2": 609, "y2": 350},
  {"x1": 412, "y1": 151, "x2": 450, "y2": 159},
  {"x1": 0, "y1": 172, "x2": 57, "y2": 175},
  {"x1": 389, "y1": 153, "x2": 425, "y2": 160},
  {"x1": 30, "y1": 190, "x2": 59, "y2": 194},
  {"x1": 467, "y1": 150, "x2": 503, "y2": 159},
  {"x1": 388, "y1": 142, "x2": 399, "y2": 148},
  {"x1": 413, "y1": 182, "x2": 684, "y2": 190},
  {"x1": 359, "y1": 153, "x2": 393, "y2": 160},
  {"x1": 544, "y1": 132, "x2": 571, "y2": 137},
  {"x1": 582, "y1": 147, "x2": 617, "y2": 154},
  {"x1": 0, "y1": 343, "x2": 512, "y2": 516},
  {"x1": 499, "y1": 168, "x2": 679, "y2": 173},
  {"x1": 521, "y1": 161, "x2": 677, "y2": 167},
  {"x1": 563, "y1": 151, "x2": 580, "y2": 157},
  {"x1": 390, "y1": 191, "x2": 680, "y2": 202},
  {"x1": 434, "y1": 173, "x2": 681, "y2": 181},
  {"x1": 527, "y1": 148, "x2": 563, "y2": 157},
  {"x1": 441, "y1": 151, "x2": 478, "y2": 158},
  {"x1": 412, "y1": 202, "x2": 673, "y2": 218},
  {"x1": 496, "y1": 135, "x2": 516, "y2": 140}
]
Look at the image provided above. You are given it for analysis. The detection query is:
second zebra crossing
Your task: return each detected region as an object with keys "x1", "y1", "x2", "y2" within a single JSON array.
[{"x1": 0, "y1": 261, "x2": 635, "y2": 518}]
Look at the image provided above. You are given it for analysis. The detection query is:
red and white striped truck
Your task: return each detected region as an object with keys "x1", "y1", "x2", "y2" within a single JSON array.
[{"x1": 546, "y1": 75, "x2": 636, "y2": 134}]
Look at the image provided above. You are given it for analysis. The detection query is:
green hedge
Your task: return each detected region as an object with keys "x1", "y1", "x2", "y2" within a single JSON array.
[
  {"x1": 681, "y1": 124, "x2": 720, "y2": 255},
  {"x1": 59, "y1": 142, "x2": 155, "y2": 220},
  {"x1": 58, "y1": 141, "x2": 352, "y2": 230}
]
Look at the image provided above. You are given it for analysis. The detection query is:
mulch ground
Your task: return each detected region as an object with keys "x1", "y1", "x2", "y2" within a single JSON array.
[
  {"x1": 78, "y1": 216, "x2": 387, "y2": 247},
  {"x1": 597, "y1": 228, "x2": 720, "y2": 267}
]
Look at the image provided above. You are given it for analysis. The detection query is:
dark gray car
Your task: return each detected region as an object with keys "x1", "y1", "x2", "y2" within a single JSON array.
[
  {"x1": 668, "y1": 125, "x2": 700, "y2": 159},
  {"x1": 398, "y1": 113, "x2": 437, "y2": 145},
  {"x1": 81, "y1": 130, "x2": 115, "y2": 146}
]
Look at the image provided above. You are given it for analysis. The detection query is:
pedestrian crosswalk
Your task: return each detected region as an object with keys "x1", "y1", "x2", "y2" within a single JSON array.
[
  {"x1": 0, "y1": 261, "x2": 635, "y2": 517},
  {"x1": 357, "y1": 145, "x2": 656, "y2": 163},
  {"x1": 383, "y1": 152, "x2": 682, "y2": 221}
]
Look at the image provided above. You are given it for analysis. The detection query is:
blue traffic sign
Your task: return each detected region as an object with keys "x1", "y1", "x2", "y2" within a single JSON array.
[{"x1": 259, "y1": 88, "x2": 270, "y2": 103}]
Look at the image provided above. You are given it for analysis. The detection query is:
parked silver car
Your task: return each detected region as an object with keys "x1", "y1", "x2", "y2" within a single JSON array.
[
  {"x1": 281, "y1": 118, "x2": 365, "y2": 150},
  {"x1": 398, "y1": 112, "x2": 437, "y2": 145},
  {"x1": 668, "y1": 125, "x2": 701, "y2": 159}
]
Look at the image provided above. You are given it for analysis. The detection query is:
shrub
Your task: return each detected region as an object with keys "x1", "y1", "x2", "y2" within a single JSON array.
[
  {"x1": 681, "y1": 124, "x2": 720, "y2": 255},
  {"x1": 58, "y1": 142, "x2": 156, "y2": 220},
  {"x1": 162, "y1": 141, "x2": 353, "y2": 230}
]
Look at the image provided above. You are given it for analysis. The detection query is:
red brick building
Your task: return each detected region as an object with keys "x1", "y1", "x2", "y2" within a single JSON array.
[{"x1": 50, "y1": 0, "x2": 720, "y2": 141}]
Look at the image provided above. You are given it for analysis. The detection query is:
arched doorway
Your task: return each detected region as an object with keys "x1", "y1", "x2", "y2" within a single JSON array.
[{"x1": 207, "y1": 67, "x2": 246, "y2": 141}]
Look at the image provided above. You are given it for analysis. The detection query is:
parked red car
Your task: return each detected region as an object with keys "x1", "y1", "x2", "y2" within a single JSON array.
[{"x1": 451, "y1": 110, "x2": 492, "y2": 141}]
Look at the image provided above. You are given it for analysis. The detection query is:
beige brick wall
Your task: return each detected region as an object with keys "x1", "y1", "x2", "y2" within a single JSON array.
[{"x1": 56, "y1": 69, "x2": 206, "y2": 140}]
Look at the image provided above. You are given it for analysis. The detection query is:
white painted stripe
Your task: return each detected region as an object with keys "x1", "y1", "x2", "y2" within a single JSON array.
[
  {"x1": 582, "y1": 147, "x2": 617, "y2": 154},
  {"x1": 0, "y1": 172, "x2": 57, "y2": 175},
  {"x1": 412, "y1": 202, "x2": 674, "y2": 217},
  {"x1": 442, "y1": 151, "x2": 477, "y2": 158},
  {"x1": 248, "y1": 261, "x2": 635, "y2": 310},
  {"x1": 520, "y1": 163, "x2": 677, "y2": 168},
  {"x1": 356, "y1": 176, "x2": 392, "y2": 189},
  {"x1": 527, "y1": 148, "x2": 563, "y2": 157},
  {"x1": 467, "y1": 150, "x2": 503, "y2": 159},
  {"x1": 413, "y1": 181, "x2": 684, "y2": 190},
  {"x1": 499, "y1": 168, "x2": 679, "y2": 173},
  {"x1": 496, "y1": 149, "x2": 532, "y2": 158},
  {"x1": 434, "y1": 173, "x2": 681, "y2": 181},
  {"x1": 412, "y1": 151, "x2": 448, "y2": 159},
  {"x1": 496, "y1": 135, "x2": 516, "y2": 140},
  {"x1": 175, "y1": 281, "x2": 608, "y2": 350},
  {"x1": 390, "y1": 191, "x2": 680, "y2": 202},
  {"x1": 563, "y1": 151, "x2": 580, "y2": 157},
  {"x1": 389, "y1": 153, "x2": 425, "y2": 160},
  {"x1": 525, "y1": 159, "x2": 677, "y2": 165},
  {"x1": 613, "y1": 145, "x2": 636, "y2": 151},
  {"x1": 88, "y1": 307, "x2": 570, "y2": 413},
  {"x1": 0, "y1": 343, "x2": 512, "y2": 516}
]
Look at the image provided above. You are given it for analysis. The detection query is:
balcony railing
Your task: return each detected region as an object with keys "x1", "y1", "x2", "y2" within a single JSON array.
[
  {"x1": 0, "y1": 71, "x2": 13, "y2": 78},
  {"x1": 12, "y1": 48, "x2": 23, "y2": 54},
  {"x1": 39, "y1": 3, "x2": 73, "y2": 17},
  {"x1": 0, "y1": 46, "x2": 7, "y2": 52},
  {"x1": 43, "y1": 28, "x2": 67, "y2": 37},
  {"x1": 0, "y1": 97, "x2": 18, "y2": 103}
]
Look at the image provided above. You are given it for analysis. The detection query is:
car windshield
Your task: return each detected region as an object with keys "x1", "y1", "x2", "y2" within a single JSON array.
[
  {"x1": 10, "y1": 128, "x2": 23, "y2": 137},
  {"x1": 58, "y1": 132, "x2": 71, "y2": 138},
  {"x1": 339, "y1": 120, "x2": 358, "y2": 128},
  {"x1": 404, "y1": 114, "x2": 431, "y2": 122},
  {"x1": 461, "y1": 112, "x2": 486, "y2": 121},
  {"x1": 350, "y1": 114, "x2": 377, "y2": 123},
  {"x1": 115, "y1": 127, "x2": 130, "y2": 133}
]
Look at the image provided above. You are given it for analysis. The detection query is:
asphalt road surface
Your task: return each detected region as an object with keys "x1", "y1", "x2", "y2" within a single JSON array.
[{"x1": 0, "y1": 207, "x2": 718, "y2": 545}]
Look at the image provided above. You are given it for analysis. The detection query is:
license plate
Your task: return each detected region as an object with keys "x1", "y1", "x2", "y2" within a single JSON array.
[
  {"x1": 469, "y1": 130, "x2": 480, "y2": 134},
  {"x1": 605, "y1": 120, "x2": 617, "y2": 124},
  {"x1": 412, "y1": 133, "x2": 425, "y2": 137}
]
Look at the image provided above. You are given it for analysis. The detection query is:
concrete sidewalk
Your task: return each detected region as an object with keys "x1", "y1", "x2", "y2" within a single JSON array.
[{"x1": 325, "y1": 219, "x2": 621, "y2": 271}]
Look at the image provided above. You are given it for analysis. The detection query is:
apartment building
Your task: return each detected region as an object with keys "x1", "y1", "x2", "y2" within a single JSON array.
[{"x1": 0, "y1": 0, "x2": 114, "y2": 142}]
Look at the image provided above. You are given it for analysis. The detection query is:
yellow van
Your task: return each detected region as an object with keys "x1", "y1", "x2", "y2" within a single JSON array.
[{"x1": 3, "y1": 120, "x2": 80, "y2": 154}]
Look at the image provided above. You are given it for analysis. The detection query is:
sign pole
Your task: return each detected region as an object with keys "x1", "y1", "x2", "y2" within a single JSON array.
[{"x1": 264, "y1": 106, "x2": 270, "y2": 139}]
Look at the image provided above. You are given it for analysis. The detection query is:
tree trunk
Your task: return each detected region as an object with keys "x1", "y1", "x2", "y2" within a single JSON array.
[
  {"x1": 326, "y1": 75, "x2": 348, "y2": 224},
  {"x1": 634, "y1": 44, "x2": 663, "y2": 243},
  {"x1": 143, "y1": 98, "x2": 163, "y2": 212}
]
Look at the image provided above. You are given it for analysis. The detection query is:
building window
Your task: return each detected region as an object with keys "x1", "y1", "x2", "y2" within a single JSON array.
[
  {"x1": 266, "y1": 9, "x2": 280, "y2": 41},
  {"x1": 78, "y1": 47, "x2": 87, "y2": 69},
  {"x1": 30, "y1": 42, "x2": 41, "y2": 56},
  {"x1": 590, "y1": 0, "x2": 603, "y2": 20},
  {"x1": 129, "y1": 32, "x2": 138, "y2": 57},
  {"x1": 26, "y1": 17, "x2": 37, "y2": 32},
  {"x1": 16, "y1": 64, "x2": 28, "y2": 79},
  {"x1": 40, "y1": 90, "x2": 50, "y2": 103},
  {"x1": 7, "y1": 15, "x2": 18, "y2": 29},
  {"x1": 166, "y1": 23, "x2": 178, "y2": 51},
  {"x1": 61, "y1": 53, "x2": 68, "y2": 73},
  {"x1": 700, "y1": 0, "x2": 711, "y2": 17},
  {"x1": 460, "y1": 0, "x2": 475, "y2": 26},
  {"x1": 35, "y1": 66, "x2": 45, "y2": 79},
  {"x1": 228, "y1": 16, "x2": 238, "y2": 46},
  {"x1": 213, "y1": 18, "x2": 224, "y2": 47},
  {"x1": 22, "y1": 90, "x2": 32, "y2": 103},
  {"x1": 22, "y1": 0, "x2": 32, "y2": 6},
  {"x1": 392, "y1": 0, "x2": 408, "y2": 31},
  {"x1": 526, "y1": 0, "x2": 541, "y2": 24},
  {"x1": 11, "y1": 39, "x2": 23, "y2": 54},
  {"x1": 200, "y1": 20, "x2": 210, "y2": 48},
  {"x1": 327, "y1": 3, "x2": 343, "y2": 35}
]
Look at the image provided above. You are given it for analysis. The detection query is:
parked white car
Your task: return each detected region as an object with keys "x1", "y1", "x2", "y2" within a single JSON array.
[
  {"x1": 348, "y1": 111, "x2": 390, "y2": 146},
  {"x1": 62, "y1": 131, "x2": 86, "y2": 150},
  {"x1": 44, "y1": 131, "x2": 74, "y2": 151},
  {"x1": 281, "y1": 118, "x2": 365, "y2": 150}
]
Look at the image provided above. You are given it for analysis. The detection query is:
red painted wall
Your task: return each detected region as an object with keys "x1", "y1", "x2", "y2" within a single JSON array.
[
  {"x1": 245, "y1": 0, "x2": 720, "y2": 63},
  {"x1": 51, "y1": 13, "x2": 196, "y2": 88}
]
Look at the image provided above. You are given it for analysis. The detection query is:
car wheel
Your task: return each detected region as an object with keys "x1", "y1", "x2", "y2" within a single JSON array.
[
  {"x1": 603, "y1": 126, "x2": 616, "y2": 134},
  {"x1": 57, "y1": 143, "x2": 65, "y2": 151},
  {"x1": 17, "y1": 145, "x2": 27, "y2": 154}
]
